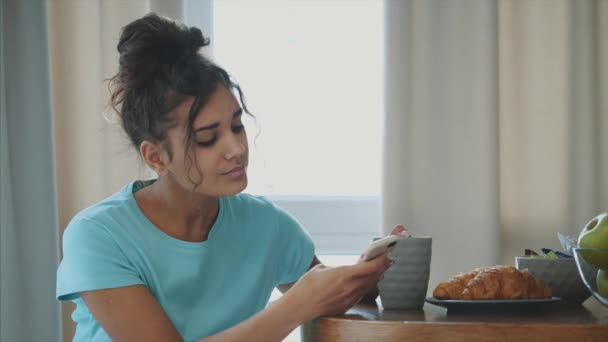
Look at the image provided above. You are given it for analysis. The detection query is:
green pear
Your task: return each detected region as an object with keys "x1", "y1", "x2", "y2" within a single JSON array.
[
  {"x1": 578, "y1": 212, "x2": 608, "y2": 269},
  {"x1": 598, "y1": 269, "x2": 608, "y2": 298}
]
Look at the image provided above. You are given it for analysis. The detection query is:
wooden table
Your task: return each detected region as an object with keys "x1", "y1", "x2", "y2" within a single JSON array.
[{"x1": 301, "y1": 298, "x2": 608, "y2": 341}]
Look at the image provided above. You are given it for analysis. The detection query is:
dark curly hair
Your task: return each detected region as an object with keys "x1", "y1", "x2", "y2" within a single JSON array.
[{"x1": 109, "y1": 13, "x2": 250, "y2": 167}]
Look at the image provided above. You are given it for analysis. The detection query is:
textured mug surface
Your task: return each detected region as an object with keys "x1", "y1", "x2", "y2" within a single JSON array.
[{"x1": 378, "y1": 237, "x2": 432, "y2": 309}]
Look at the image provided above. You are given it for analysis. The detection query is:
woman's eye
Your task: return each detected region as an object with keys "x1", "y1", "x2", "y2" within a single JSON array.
[
  {"x1": 232, "y1": 125, "x2": 245, "y2": 133},
  {"x1": 196, "y1": 138, "x2": 216, "y2": 147}
]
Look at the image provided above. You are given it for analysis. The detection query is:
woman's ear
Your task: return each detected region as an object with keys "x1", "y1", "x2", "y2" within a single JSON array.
[{"x1": 140, "y1": 140, "x2": 169, "y2": 176}]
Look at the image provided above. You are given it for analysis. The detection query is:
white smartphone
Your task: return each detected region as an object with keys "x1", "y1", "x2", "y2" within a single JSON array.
[{"x1": 361, "y1": 235, "x2": 404, "y2": 261}]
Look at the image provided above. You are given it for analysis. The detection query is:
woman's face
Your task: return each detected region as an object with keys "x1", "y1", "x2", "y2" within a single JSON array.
[{"x1": 162, "y1": 83, "x2": 249, "y2": 197}]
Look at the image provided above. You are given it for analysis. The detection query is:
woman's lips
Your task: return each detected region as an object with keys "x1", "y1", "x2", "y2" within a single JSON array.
[{"x1": 222, "y1": 166, "x2": 245, "y2": 179}]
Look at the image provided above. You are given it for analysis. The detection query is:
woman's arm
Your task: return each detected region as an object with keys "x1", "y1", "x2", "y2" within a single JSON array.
[
  {"x1": 198, "y1": 289, "x2": 306, "y2": 342},
  {"x1": 279, "y1": 256, "x2": 379, "y2": 304},
  {"x1": 81, "y1": 285, "x2": 183, "y2": 342},
  {"x1": 82, "y1": 253, "x2": 390, "y2": 342},
  {"x1": 277, "y1": 256, "x2": 321, "y2": 294},
  {"x1": 82, "y1": 284, "x2": 301, "y2": 342},
  {"x1": 201, "y1": 254, "x2": 390, "y2": 342}
]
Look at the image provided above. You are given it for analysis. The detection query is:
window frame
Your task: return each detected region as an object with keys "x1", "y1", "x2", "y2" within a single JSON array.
[{"x1": 267, "y1": 195, "x2": 381, "y2": 254}]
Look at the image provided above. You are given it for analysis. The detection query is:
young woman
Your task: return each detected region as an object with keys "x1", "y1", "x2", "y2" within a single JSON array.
[{"x1": 56, "y1": 13, "x2": 408, "y2": 342}]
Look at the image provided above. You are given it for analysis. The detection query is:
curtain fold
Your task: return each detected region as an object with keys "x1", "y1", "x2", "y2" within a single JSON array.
[
  {"x1": 497, "y1": 0, "x2": 608, "y2": 264},
  {"x1": 0, "y1": 0, "x2": 61, "y2": 341},
  {"x1": 383, "y1": 0, "x2": 608, "y2": 294},
  {"x1": 46, "y1": 1, "x2": 213, "y2": 340},
  {"x1": 383, "y1": 0, "x2": 500, "y2": 291},
  {"x1": 600, "y1": 0, "x2": 608, "y2": 209}
]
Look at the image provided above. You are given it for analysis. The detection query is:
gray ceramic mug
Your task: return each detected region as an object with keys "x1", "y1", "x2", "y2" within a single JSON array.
[{"x1": 378, "y1": 237, "x2": 432, "y2": 310}]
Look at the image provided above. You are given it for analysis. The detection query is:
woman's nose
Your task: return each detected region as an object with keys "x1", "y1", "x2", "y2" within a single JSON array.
[{"x1": 223, "y1": 134, "x2": 246, "y2": 160}]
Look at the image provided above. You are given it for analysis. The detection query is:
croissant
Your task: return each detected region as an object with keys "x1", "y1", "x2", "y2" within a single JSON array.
[
  {"x1": 433, "y1": 266, "x2": 552, "y2": 300},
  {"x1": 432, "y1": 268, "x2": 484, "y2": 300}
]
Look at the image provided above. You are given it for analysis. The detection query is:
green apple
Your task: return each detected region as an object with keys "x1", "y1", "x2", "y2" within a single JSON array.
[
  {"x1": 578, "y1": 212, "x2": 608, "y2": 269},
  {"x1": 598, "y1": 269, "x2": 608, "y2": 298}
]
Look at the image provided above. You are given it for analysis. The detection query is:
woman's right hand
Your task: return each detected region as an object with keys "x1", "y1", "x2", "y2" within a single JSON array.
[{"x1": 284, "y1": 252, "x2": 392, "y2": 321}]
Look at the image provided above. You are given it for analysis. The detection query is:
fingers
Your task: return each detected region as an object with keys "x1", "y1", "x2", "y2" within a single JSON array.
[
  {"x1": 331, "y1": 276, "x2": 380, "y2": 313},
  {"x1": 350, "y1": 251, "x2": 392, "y2": 278},
  {"x1": 390, "y1": 224, "x2": 411, "y2": 237},
  {"x1": 349, "y1": 269, "x2": 386, "y2": 301},
  {"x1": 322, "y1": 259, "x2": 392, "y2": 316}
]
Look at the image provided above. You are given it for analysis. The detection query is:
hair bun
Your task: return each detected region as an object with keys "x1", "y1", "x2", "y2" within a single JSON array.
[
  {"x1": 116, "y1": 13, "x2": 210, "y2": 87},
  {"x1": 188, "y1": 27, "x2": 209, "y2": 53},
  {"x1": 149, "y1": 25, "x2": 209, "y2": 62}
]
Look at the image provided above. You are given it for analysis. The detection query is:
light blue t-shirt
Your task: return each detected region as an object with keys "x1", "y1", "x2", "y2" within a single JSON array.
[{"x1": 56, "y1": 180, "x2": 315, "y2": 342}]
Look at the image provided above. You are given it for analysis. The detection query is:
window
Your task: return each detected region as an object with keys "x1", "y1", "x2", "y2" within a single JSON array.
[{"x1": 214, "y1": 0, "x2": 383, "y2": 253}]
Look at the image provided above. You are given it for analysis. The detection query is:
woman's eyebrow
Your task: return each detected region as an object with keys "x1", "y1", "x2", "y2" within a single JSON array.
[
  {"x1": 232, "y1": 108, "x2": 243, "y2": 118},
  {"x1": 194, "y1": 108, "x2": 243, "y2": 132}
]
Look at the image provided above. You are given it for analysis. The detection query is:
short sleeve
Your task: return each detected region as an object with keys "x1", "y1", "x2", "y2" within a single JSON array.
[
  {"x1": 273, "y1": 205, "x2": 315, "y2": 285},
  {"x1": 56, "y1": 217, "x2": 143, "y2": 301}
]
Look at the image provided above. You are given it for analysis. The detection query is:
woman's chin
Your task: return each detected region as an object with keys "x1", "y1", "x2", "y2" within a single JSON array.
[{"x1": 221, "y1": 176, "x2": 248, "y2": 196}]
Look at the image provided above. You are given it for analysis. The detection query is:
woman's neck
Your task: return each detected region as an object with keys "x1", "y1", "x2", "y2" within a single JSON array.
[{"x1": 135, "y1": 178, "x2": 219, "y2": 242}]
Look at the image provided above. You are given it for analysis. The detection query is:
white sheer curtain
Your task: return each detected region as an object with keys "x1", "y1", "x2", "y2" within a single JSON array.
[
  {"x1": 383, "y1": 0, "x2": 608, "y2": 294},
  {"x1": 498, "y1": 0, "x2": 608, "y2": 264},
  {"x1": 46, "y1": 1, "x2": 213, "y2": 340}
]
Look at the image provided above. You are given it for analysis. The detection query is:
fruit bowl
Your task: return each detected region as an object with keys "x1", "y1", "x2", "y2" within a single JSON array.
[
  {"x1": 515, "y1": 256, "x2": 595, "y2": 305},
  {"x1": 572, "y1": 248, "x2": 608, "y2": 307}
]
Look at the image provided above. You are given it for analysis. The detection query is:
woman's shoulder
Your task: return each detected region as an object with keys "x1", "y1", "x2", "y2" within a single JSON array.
[{"x1": 66, "y1": 182, "x2": 138, "y2": 232}]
